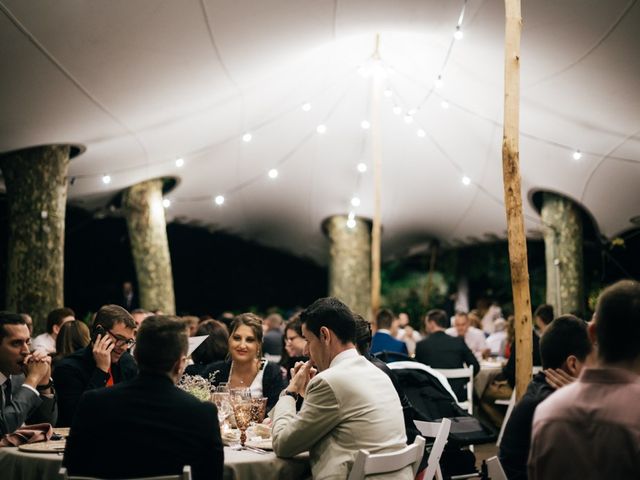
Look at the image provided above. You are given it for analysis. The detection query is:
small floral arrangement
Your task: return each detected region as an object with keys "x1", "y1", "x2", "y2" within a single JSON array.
[{"x1": 177, "y1": 373, "x2": 216, "y2": 402}]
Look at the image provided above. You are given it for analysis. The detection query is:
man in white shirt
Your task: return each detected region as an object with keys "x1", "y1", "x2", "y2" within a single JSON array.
[
  {"x1": 32, "y1": 307, "x2": 75, "y2": 354},
  {"x1": 446, "y1": 311, "x2": 489, "y2": 360},
  {"x1": 272, "y1": 297, "x2": 411, "y2": 480}
]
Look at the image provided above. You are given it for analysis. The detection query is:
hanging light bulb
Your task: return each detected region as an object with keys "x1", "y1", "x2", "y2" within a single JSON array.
[
  {"x1": 357, "y1": 163, "x2": 368, "y2": 173},
  {"x1": 214, "y1": 195, "x2": 225, "y2": 205},
  {"x1": 301, "y1": 102, "x2": 311, "y2": 112},
  {"x1": 361, "y1": 120, "x2": 371, "y2": 130},
  {"x1": 242, "y1": 133, "x2": 252, "y2": 143},
  {"x1": 102, "y1": 174, "x2": 111, "y2": 185},
  {"x1": 572, "y1": 150, "x2": 583, "y2": 160},
  {"x1": 351, "y1": 196, "x2": 361, "y2": 207},
  {"x1": 316, "y1": 124, "x2": 327, "y2": 134},
  {"x1": 175, "y1": 158, "x2": 184, "y2": 168},
  {"x1": 346, "y1": 218, "x2": 357, "y2": 229},
  {"x1": 454, "y1": 26, "x2": 464, "y2": 40},
  {"x1": 348, "y1": 211, "x2": 356, "y2": 221},
  {"x1": 417, "y1": 129, "x2": 426, "y2": 138},
  {"x1": 462, "y1": 175, "x2": 471, "y2": 186},
  {"x1": 435, "y1": 75, "x2": 444, "y2": 89},
  {"x1": 441, "y1": 101, "x2": 450, "y2": 110},
  {"x1": 268, "y1": 168, "x2": 278, "y2": 179},
  {"x1": 162, "y1": 198, "x2": 171, "y2": 208}
]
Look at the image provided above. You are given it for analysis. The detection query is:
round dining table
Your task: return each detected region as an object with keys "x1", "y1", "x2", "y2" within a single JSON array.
[{"x1": 0, "y1": 445, "x2": 311, "y2": 480}]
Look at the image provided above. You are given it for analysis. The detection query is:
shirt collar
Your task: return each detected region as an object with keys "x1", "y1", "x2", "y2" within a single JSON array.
[
  {"x1": 580, "y1": 366, "x2": 640, "y2": 385},
  {"x1": 329, "y1": 348, "x2": 359, "y2": 368},
  {"x1": 376, "y1": 329, "x2": 391, "y2": 335}
]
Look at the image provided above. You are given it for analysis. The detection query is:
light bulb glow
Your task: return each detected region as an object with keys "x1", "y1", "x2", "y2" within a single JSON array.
[
  {"x1": 351, "y1": 196, "x2": 361, "y2": 207},
  {"x1": 214, "y1": 195, "x2": 225, "y2": 205},
  {"x1": 357, "y1": 163, "x2": 367, "y2": 173},
  {"x1": 175, "y1": 158, "x2": 184, "y2": 168},
  {"x1": 393, "y1": 106, "x2": 402, "y2": 115},
  {"x1": 435, "y1": 76, "x2": 444, "y2": 89},
  {"x1": 454, "y1": 27, "x2": 464, "y2": 40},
  {"x1": 346, "y1": 218, "x2": 356, "y2": 229},
  {"x1": 441, "y1": 101, "x2": 450, "y2": 109},
  {"x1": 417, "y1": 129, "x2": 426, "y2": 138},
  {"x1": 404, "y1": 114, "x2": 414, "y2": 124},
  {"x1": 348, "y1": 211, "x2": 356, "y2": 221},
  {"x1": 242, "y1": 133, "x2": 252, "y2": 143},
  {"x1": 316, "y1": 124, "x2": 327, "y2": 134},
  {"x1": 102, "y1": 175, "x2": 111, "y2": 185},
  {"x1": 572, "y1": 150, "x2": 583, "y2": 160},
  {"x1": 462, "y1": 176, "x2": 471, "y2": 186},
  {"x1": 268, "y1": 168, "x2": 278, "y2": 179},
  {"x1": 301, "y1": 102, "x2": 311, "y2": 112},
  {"x1": 162, "y1": 198, "x2": 171, "y2": 208},
  {"x1": 361, "y1": 120, "x2": 371, "y2": 130}
]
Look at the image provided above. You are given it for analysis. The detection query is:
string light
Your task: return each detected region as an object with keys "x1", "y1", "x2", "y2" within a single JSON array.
[
  {"x1": 242, "y1": 133, "x2": 252, "y2": 143},
  {"x1": 462, "y1": 176, "x2": 471, "y2": 186},
  {"x1": 268, "y1": 168, "x2": 278, "y2": 179},
  {"x1": 101, "y1": 174, "x2": 111, "y2": 185},
  {"x1": 301, "y1": 102, "x2": 311, "y2": 112},
  {"x1": 347, "y1": 211, "x2": 356, "y2": 229},
  {"x1": 417, "y1": 129, "x2": 426, "y2": 138},
  {"x1": 454, "y1": 26, "x2": 464, "y2": 40},
  {"x1": 441, "y1": 101, "x2": 450, "y2": 110},
  {"x1": 316, "y1": 124, "x2": 327, "y2": 134},
  {"x1": 357, "y1": 163, "x2": 368, "y2": 173},
  {"x1": 162, "y1": 198, "x2": 171, "y2": 208},
  {"x1": 175, "y1": 158, "x2": 184, "y2": 168},
  {"x1": 351, "y1": 196, "x2": 361, "y2": 207},
  {"x1": 404, "y1": 114, "x2": 414, "y2": 124},
  {"x1": 572, "y1": 150, "x2": 583, "y2": 160},
  {"x1": 361, "y1": 120, "x2": 371, "y2": 130},
  {"x1": 214, "y1": 195, "x2": 225, "y2": 205}
]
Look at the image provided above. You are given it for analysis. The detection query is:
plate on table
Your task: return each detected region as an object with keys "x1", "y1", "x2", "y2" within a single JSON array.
[
  {"x1": 221, "y1": 429, "x2": 240, "y2": 446},
  {"x1": 53, "y1": 427, "x2": 70, "y2": 438},
  {"x1": 18, "y1": 440, "x2": 66, "y2": 453},
  {"x1": 245, "y1": 437, "x2": 273, "y2": 451}
]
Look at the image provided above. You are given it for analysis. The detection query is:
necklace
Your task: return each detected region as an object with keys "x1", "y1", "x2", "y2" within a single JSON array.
[{"x1": 228, "y1": 358, "x2": 262, "y2": 388}]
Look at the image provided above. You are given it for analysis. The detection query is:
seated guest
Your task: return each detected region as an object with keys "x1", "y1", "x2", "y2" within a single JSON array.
[
  {"x1": 485, "y1": 318, "x2": 508, "y2": 357},
  {"x1": 280, "y1": 316, "x2": 308, "y2": 380},
  {"x1": 354, "y1": 314, "x2": 419, "y2": 443},
  {"x1": 63, "y1": 316, "x2": 223, "y2": 480},
  {"x1": 32, "y1": 307, "x2": 75, "y2": 354},
  {"x1": 52, "y1": 320, "x2": 91, "y2": 370},
  {"x1": 529, "y1": 280, "x2": 640, "y2": 479},
  {"x1": 1, "y1": 312, "x2": 57, "y2": 434},
  {"x1": 185, "y1": 320, "x2": 229, "y2": 376},
  {"x1": 20, "y1": 313, "x2": 34, "y2": 338},
  {"x1": 272, "y1": 297, "x2": 412, "y2": 480},
  {"x1": 182, "y1": 315, "x2": 199, "y2": 337},
  {"x1": 53, "y1": 305, "x2": 137, "y2": 426},
  {"x1": 370, "y1": 308, "x2": 408, "y2": 357},
  {"x1": 445, "y1": 311, "x2": 489, "y2": 359},
  {"x1": 202, "y1": 313, "x2": 285, "y2": 411},
  {"x1": 499, "y1": 315, "x2": 593, "y2": 480},
  {"x1": 130, "y1": 308, "x2": 152, "y2": 328},
  {"x1": 262, "y1": 313, "x2": 284, "y2": 357},
  {"x1": 415, "y1": 309, "x2": 479, "y2": 401},
  {"x1": 396, "y1": 312, "x2": 421, "y2": 356}
]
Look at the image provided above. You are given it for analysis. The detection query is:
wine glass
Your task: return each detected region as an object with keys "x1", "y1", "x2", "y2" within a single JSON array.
[
  {"x1": 250, "y1": 397, "x2": 268, "y2": 425},
  {"x1": 231, "y1": 399, "x2": 253, "y2": 447},
  {"x1": 230, "y1": 387, "x2": 251, "y2": 403},
  {"x1": 212, "y1": 390, "x2": 232, "y2": 428}
]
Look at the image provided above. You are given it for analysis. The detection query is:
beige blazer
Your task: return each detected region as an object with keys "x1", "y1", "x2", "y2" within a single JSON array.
[{"x1": 272, "y1": 350, "x2": 413, "y2": 480}]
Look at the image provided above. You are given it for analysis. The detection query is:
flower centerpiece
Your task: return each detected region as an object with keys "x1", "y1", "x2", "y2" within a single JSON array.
[{"x1": 177, "y1": 373, "x2": 215, "y2": 402}]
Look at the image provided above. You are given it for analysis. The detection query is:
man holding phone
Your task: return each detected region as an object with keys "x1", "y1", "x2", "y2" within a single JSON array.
[{"x1": 53, "y1": 305, "x2": 137, "y2": 426}]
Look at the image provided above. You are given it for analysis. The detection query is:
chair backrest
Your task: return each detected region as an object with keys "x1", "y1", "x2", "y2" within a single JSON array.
[
  {"x1": 59, "y1": 466, "x2": 192, "y2": 480},
  {"x1": 414, "y1": 418, "x2": 451, "y2": 480},
  {"x1": 347, "y1": 436, "x2": 426, "y2": 480},
  {"x1": 486, "y1": 456, "x2": 508, "y2": 480},
  {"x1": 387, "y1": 361, "x2": 458, "y2": 402},
  {"x1": 434, "y1": 365, "x2": 474, "y2": 414}
]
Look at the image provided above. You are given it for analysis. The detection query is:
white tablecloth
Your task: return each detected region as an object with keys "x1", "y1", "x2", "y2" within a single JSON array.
[{"x1": 0, "y1": 446, "x2": 310, "y2": 480}]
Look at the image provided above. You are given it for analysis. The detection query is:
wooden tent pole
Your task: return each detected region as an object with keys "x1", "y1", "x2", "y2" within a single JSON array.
[
  {"x1": 371, "y1": 34, "x2": 382, "y2": 319},
  {"x1": 502, "y1": 0, "x2": 533, "y2": 401}
]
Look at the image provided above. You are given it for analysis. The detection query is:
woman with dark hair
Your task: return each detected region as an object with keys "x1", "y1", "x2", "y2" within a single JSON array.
[
  {"x1": 52, "y1": 320, "x2": 91, "y2": 370},
  {"x1": 202, "y1": 313, "x2": 285, "y2": 411},
  {"x1": 185, "y1": 320, "x2": 229, "y2": 376},
  {"x1": 280, "y1": 315, "x2": 308, "y2": 379}
]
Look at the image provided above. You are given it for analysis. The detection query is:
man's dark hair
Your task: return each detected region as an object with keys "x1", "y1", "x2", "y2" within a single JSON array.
[
  {"x1": 191, "y1": 320, "x2": 229, "y2": 365},
  {"x1": 534, "y1": 304, "x2": 554, "y2": 326},
  {"x1": 92, "y1": 304, "x2": 136, "y2": 331},
  {"x1": 0, "y1": 311, "x2": 26, "y2": 341},
  {"x1": 354, "y1": 314, "x2": 372, "y2": 355},
  {"x1": 595, "y1": 280, "x2": 640, "y2": 364},
  {"x1": 134, "y1": 316, "x2": 189, "y2": 373},
  {"x1": 539, "y1": 314, "x2": 592, "y2": 369},
  {"x1": 426, "y1": 309, "x2": 448, "y2": 329},
  {"x1": 46, "y1": 307, "x2": 75, "y2": 334},
  {"x1": 376, "y1": 309, "x2": 395, "y2": 330},
  {"x1": 300, "y1": 297, "x2": 356, "y2": 344}
]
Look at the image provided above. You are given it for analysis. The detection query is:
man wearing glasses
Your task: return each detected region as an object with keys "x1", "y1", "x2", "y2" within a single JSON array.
[{"x1": 53, "y1": 305, "x2": 138, "y2": 426}]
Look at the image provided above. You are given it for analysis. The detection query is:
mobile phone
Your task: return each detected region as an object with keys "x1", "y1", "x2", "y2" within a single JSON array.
[{"x1": 92, "y1": 325, "x2": 106, "y2": 343}]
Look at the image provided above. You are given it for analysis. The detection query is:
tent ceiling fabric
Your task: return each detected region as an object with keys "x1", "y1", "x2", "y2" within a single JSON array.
[{"x1": 1, "y1": 0, "x2": 638, "y2": 264}]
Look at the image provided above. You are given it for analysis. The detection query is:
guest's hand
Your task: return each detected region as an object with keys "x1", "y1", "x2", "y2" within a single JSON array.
[
  {"x1": 288, "y1": 361, "x2": 316, "y2": 398},
  {"x1": 544, "y1": 368, "x2": 575, "y2": 390},
  {"x1": 23, "y1": 351, "x2": 51, "y2": 388},
  {"x1": 92, "y1": 334, "x2": 114, "y2": 373}
]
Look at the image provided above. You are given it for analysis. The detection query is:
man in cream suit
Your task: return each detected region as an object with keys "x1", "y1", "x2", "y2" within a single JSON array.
[{"x1": 272, "y1": 297, "x2": 412, "y2": 480}]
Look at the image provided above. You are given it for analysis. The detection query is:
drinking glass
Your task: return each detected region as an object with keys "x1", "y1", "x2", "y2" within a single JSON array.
[
  {"x1": 231, "y1": 399, "x2": 253, "y2": 447},
  {"x1": 230, "y1": 387, "x2": 251, "y2": 403},
  {"x1": 250, "y1": 397, "x2": 268, "y2": 425},
  {"x1": 212, "y1": 390, "x2": 232, "y2": 427}
]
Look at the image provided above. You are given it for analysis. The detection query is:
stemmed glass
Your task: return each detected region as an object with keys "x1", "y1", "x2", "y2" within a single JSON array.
[
  {"x1": 231, "y1": 399, "x2": 253, "y2": 448},
  {"x1": 212, "y1": 387, "x2": 232, "y2": 429},
  {"x1": 250, "y1": 397, "x2": 268, "y2": 425}
]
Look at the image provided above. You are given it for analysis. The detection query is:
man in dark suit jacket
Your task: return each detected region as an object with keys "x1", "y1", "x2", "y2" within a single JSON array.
[
  {"x1": 0, "y1": 312, "x2": 57, "y2": 434},
  {"x1": 370, "y1": 309, "x2": 408, "y2": 358},
  {"x1": 414, "y1": 309, "x2": 479, "y2": 401},
  {"x1": 53, "y1": 305, "x2": 138, "y2": 426},
  {"x1": 64, "y1": 315, "x2": 224, "y2": 480}
]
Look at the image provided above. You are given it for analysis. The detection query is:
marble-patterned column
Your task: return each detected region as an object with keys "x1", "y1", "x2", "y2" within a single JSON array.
[
  {"x1": 0, "y1": 145, "x2": 71, "y2": 333},
  {"x1": 122, "y1": 179, "x2": 176, "y2": 314},
  {"x1": 322, "y1": 215, "x2": 372, "y2": 318},
  {"x1": 540, "y1": 192, "x2": 584, "y2": 315}
]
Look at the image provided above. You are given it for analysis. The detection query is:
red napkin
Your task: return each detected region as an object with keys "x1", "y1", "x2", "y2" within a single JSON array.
[{"x1": 0, "y1": 423, "x2": 53, "y2": 447}]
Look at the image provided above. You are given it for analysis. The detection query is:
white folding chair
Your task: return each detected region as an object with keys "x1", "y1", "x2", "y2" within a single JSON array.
[
  {"x1": 387, "y1": 361, "x2": 458, "y2": 403},
  {"x1": 434, "y1": 366, "x2": 474, "y2": 415},
  {"x1": 59, "y1": 466, "x2": 192, "y2": 480},
  {"x1": 347, "y1": 436, "x2": 426, "y2": 480},
  {"x1": 486, "y1": 456, "x2": 508, "y2": 480},
  {"x1": 414, "y1": 418, "x2": 451, "y2": 480}
]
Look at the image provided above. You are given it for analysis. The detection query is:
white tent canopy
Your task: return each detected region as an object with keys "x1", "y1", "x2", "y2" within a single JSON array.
[{"x1": 1, "y1": 0, "x2": 638, "y2": 264}]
